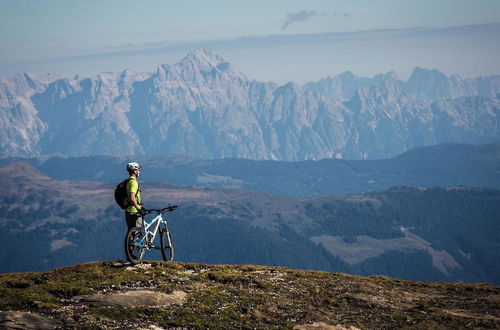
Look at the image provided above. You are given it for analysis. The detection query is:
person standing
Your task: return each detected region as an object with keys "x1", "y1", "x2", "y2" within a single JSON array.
[{"x1": 125, "y1": 162, "x2": 147, "y2": 230}]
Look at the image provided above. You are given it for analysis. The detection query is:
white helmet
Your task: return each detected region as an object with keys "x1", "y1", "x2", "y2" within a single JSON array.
[{"x1": 127, "y1": 162, "x2": 141, "y2": 171}]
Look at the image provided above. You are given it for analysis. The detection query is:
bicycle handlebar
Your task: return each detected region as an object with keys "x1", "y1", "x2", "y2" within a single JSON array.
[{"x1": 146, "y1": 205, "x2": 178, "y2": 214}]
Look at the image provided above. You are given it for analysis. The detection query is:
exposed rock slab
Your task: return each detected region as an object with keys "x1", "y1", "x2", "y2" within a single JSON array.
[
  {"x1": 74, "y1": 290, "x2": 187, "y2": 307},
  {"x1": 294, "y1": 322, "x2": 360, "y2": 330},
  {"x1": 0, "y1": 311, "x2": 63, "y2": 329}
]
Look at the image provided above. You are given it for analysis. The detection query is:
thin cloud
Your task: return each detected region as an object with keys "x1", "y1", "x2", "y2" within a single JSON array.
[
  {"x1": 281, "y1": 10, "x2": 354, "y2": 31},
  {"x1": 281, "y1": 10, "x2": 325, "y2": 31}
]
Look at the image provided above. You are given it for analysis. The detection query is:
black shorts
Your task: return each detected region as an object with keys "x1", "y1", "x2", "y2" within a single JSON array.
[{"x1": 125, "y1": 212, "x2": 143, "y2": 230}]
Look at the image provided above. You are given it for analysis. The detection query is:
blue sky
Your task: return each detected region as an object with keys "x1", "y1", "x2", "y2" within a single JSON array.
[{"x1": 1, "y1": 0, "x2": 499, "y2": 83}]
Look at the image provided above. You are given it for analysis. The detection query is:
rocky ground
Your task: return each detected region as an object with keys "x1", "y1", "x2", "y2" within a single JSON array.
[{"x1": 0, "y1": 261, "x2": 499, "y2": 329}]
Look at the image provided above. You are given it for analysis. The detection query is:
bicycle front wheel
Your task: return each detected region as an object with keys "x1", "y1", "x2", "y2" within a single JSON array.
[
  {"x1": 160, "y1": 229, "x2": 174, "y2": 261},
  {"x1": 125, "y1": 227, "x2": 146, "y2": 264}
]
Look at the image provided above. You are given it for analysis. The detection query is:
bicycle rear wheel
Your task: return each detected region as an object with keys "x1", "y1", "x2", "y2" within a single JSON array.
[
  {"x1": 160, "y1": 229, "x2": 174, "y2": 261},
  {"x1": 125, "y1": 227, "x2": 146, "y2": 264}
]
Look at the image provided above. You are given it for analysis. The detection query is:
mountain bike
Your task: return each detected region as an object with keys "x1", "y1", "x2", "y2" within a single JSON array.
[{"x1": 125, "y1": 205, "x2": 178, "y2": 265}]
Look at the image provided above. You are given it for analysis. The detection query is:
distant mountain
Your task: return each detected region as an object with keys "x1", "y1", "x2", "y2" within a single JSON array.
[
  {"x1": 1, "y1": 162, "x2": 499, "y2": 284},
  {"x1": 403, "y1": 67, "x2": 500, "y2": 100},
  {"x1": 305, "y1": 66, "x2": 500, "y2": 101},
  {"x1": 1, "y1": 49, "x2": 499, "y2": 160},
  {"x1": 1, "y1": 143, "x2": 499, "y2": 198},
  {"x1": 303, "y1": 70, "x2": 398, "y2": 102}
]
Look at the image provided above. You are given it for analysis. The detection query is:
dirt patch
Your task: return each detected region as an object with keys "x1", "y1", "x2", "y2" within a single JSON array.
[
  {"x1": 0, "y1": 311, "x2": 63, "y2": 329},
  {"x1": 74, "y1": 290, "x2": 187, "y2": 307}
]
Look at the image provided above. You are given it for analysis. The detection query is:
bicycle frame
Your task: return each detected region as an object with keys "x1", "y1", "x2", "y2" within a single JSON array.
[{"x1": 136, "y1": 208, "x2": 173, "y2": 249}]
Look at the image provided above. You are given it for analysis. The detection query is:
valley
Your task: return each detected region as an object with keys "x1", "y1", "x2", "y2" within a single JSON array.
[{"x1": 1, "y1": 160, "x2": 498, "y2": 284}]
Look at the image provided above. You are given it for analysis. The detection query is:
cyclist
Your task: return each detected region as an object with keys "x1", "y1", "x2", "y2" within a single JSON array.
[{"x1": 125, "y1": 162, "x2": 147, "y2": 230}]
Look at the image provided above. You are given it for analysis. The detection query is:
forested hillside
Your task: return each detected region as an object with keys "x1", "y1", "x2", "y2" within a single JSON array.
[{"x1": 1, "y1": 162, "x2": 499, "y2": 284}]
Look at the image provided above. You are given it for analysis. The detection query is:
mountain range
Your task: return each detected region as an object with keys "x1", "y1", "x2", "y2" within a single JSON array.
[
  {"x1": 1, "y1": 49, "x2": 499, "y2": 160},
  {"x1": 1, "y1": 161, "x2": 499, "y2": 284}
]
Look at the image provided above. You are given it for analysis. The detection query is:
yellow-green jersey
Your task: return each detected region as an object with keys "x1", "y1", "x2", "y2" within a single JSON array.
[{"x1": 126, "y1": 177, "x2": 141, "y2": 213}]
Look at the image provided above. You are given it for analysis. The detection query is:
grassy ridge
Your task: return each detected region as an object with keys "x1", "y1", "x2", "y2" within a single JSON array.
[{"x1": 1, "y1": 261, "x2": 499, "y2": 329}]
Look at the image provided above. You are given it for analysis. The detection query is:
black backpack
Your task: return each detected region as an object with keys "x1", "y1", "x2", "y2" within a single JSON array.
[{"x1": 114, "y1": 178, "x2": 131, "y2": 209}]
